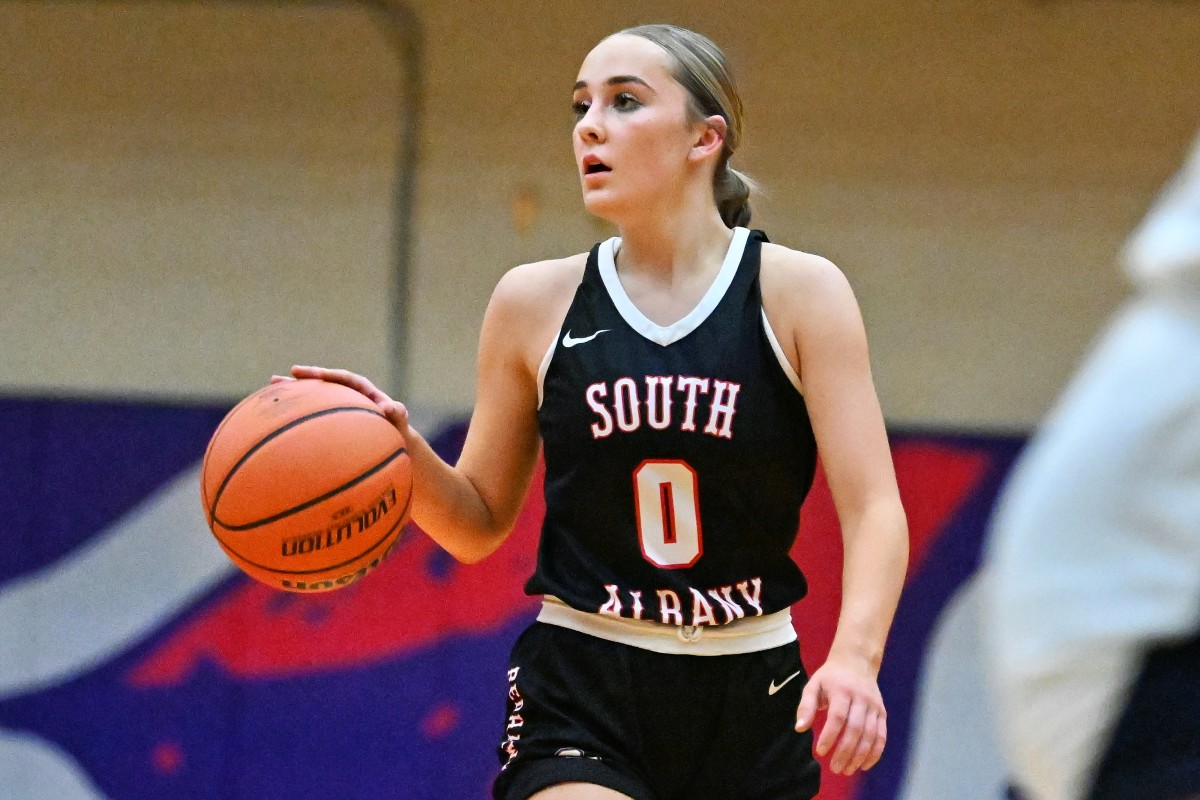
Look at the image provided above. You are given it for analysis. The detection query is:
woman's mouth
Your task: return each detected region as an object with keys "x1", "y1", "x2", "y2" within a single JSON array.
[{"x1": 582, "y1": 155, "x2": 611, "y2": 175}]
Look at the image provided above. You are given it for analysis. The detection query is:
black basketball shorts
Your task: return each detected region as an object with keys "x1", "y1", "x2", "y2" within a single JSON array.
[
  {"x1": 1087, "y1": 631, "x2": 1200, "y2": 800},
  {"x1": 492, "y1": 622, "x2": 820, "y2": 800}
]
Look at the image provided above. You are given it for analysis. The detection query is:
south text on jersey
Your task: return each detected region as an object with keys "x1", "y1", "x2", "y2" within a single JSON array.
[{"x1": 586, "y1": 375, "x2": 741, "y2": 439}]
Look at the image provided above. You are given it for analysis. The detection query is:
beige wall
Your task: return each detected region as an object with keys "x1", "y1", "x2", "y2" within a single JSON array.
[
  {"x1": 0, "y1": 3, "x2": 403, "y2": 401},
  {"x1": 2, "y1": 0, "x2": 1198, "y2": 428}
]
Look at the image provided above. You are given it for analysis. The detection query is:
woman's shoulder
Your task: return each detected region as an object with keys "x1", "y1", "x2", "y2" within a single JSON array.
[
  {"x1": 759, "y1": 240, "x2": 853, "y2": 306},
  {"x1": 483, "y1": 254, "x2": 590, "y2": 363},
  {"x1": 492, "y1": 252, "x2": 589, "y2": 309}
]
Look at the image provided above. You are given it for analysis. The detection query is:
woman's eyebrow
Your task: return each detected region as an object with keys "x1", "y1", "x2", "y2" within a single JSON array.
[{"x1": 572, "y1": 75, "x2": 654, "y2": 92}]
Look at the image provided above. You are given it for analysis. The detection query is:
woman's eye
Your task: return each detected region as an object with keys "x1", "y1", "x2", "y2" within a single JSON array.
[
  {"x1": 571, "y1": 100, "x2": 590, "y2": 121},
  {"x1": 613, "y1": 92, "x2": 640, "y2": 111}
]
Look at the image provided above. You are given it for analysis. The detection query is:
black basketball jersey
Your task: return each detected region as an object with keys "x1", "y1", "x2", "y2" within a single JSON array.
[{"x1": 529, "y1": 227, "x2": 818, "y2": 628}]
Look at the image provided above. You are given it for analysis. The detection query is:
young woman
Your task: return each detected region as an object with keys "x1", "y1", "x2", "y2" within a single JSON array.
[{"x1": 284, "y1": 24, "x2": 908, "y2": 800}]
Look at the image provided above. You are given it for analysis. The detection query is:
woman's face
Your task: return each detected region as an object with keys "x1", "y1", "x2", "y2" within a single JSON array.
[{"x1": 572, "y1": 35, "x2": 706, "y2": 221}]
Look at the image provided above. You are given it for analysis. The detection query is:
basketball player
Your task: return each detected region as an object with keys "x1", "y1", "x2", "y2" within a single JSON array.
[
  {"x1": 985, "y1": 128, "x2": 1200, "y2": 800},
  {"x1": 283, "y1": 24, "x2": 908, "y2": 800}
]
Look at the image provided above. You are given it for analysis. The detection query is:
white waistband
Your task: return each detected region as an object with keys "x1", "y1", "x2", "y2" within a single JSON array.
[{"x1": 536, "y1": 596, "x2": 797, "y2": 656}]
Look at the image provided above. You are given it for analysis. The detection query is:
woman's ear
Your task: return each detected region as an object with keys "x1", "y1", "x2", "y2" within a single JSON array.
[{"x1": 690, "y1": 114, "x2": 727, "y2": 163}]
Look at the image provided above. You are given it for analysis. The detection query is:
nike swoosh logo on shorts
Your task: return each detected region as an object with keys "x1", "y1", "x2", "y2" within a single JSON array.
[
  {"x1": 768, "y1": 670, "x2": 803, "y2": 696},
  {"x1": 562, "y1": 329, "x2": 609, "y2": 348}
]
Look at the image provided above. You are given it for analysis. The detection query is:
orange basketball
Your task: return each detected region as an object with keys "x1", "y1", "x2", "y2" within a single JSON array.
[{"x1": 201, "y1": 379, "x2": 412, "y2": 592}]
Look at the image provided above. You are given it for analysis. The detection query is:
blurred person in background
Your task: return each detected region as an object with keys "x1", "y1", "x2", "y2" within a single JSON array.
[{"x1": 985, "y1": 130, "x2": 1200, "y2": 800}]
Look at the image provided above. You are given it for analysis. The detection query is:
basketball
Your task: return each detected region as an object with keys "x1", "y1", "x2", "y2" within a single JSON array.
[{"x1": 201, "y1": 379, "x2": 412, "y2": 592}]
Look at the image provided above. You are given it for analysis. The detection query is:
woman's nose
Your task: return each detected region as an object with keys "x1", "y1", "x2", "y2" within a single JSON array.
[{"x1": 575, "y1": 111, "x2": 604, "y2": 143}]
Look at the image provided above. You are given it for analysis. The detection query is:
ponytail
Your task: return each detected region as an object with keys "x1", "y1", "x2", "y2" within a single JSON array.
[{"x1": 715, "y1": 162, "x2": 755, "y2": 228}]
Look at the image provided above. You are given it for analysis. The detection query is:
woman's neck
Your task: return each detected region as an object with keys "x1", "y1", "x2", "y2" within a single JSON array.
[{"x1": 614, "y1": 206, "x2": 733, "y2": 282}]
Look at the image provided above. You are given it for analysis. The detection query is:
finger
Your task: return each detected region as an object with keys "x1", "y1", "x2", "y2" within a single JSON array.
[
  {"x1": 269, "y1": 375, "x2": 295, "y2": 384},
  {"x1": 830, "y1": 698, "x2": 866, "y2": 774},
  {"x1": 816, "y1": 692, "x2": 850, "y2": 758},
  {"x1": 864, "y1": 712, "x2": 888, "y2": 771},
  {"x1": 844, "y1": 708, "x2": 878, "y2": 774},
  {"x1": 291, "y1": 365, "x2": 368, "y2": 390},
  {"x1": 291, "y1": 366, "x2": 389, "y2": 404},
  {"x1": 329, "y1": 369, "x2": 388, "y2": 402},
  {"x1": 289, "y1": 365, "x2": 323, "y2": 379},
  {"x1": 795, "y1": 677, "x2": 822, "y2": 732},
  {"x1": 381, "y1": 401, "x2": 410, "y2": 432}
]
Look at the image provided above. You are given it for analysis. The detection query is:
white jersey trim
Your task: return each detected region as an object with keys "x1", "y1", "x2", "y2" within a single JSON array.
[
  {"x1": 535, "y1": 332, "x2": 557, "y2": 410},
  {"x1": 599, "y1": 227, "x2": 750, "y2": 347},
  {"x1": 536, "y1": 595, "x2": 797, "y2": 656},
  {"x1": 762, "y1": 310, "x2": 803, "y2": 394}
]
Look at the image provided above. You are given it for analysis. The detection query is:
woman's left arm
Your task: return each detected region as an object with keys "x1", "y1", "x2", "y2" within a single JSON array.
[{"x1": 765, "y1": 247, "x2": 909, "y2": 776}]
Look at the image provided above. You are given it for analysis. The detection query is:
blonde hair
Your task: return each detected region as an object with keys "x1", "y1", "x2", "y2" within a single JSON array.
[{"x1": 618, "y1": 23, "x2": 757, "y2": 227}]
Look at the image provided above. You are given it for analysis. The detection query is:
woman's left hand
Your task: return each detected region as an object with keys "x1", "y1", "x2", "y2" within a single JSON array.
[{"x1": 795, "y1": 654, "x2": 887, "y2": 775}]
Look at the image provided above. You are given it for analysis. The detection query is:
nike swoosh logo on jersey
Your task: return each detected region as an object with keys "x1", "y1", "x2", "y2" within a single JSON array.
[
  {"x1": 562, "y1": 329, "x2": 609, "y2": 348},
  {"x1": 768, "y1": 670, "x2": 803, "y2": 696}
]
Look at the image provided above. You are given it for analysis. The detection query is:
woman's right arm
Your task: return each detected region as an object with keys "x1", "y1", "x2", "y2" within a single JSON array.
[{"x1": 290, "y1": 259, "x2": 576, "y2": 564}]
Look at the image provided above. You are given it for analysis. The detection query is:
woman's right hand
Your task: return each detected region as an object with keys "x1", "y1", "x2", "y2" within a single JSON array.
[{"x1": 271, "y1": 365, "x2": 411, "y2": 436}]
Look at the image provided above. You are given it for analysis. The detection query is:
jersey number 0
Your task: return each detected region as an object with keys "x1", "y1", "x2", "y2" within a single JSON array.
[{"x1": 633, "y1": 459, "x2": 703, "y2": 568}]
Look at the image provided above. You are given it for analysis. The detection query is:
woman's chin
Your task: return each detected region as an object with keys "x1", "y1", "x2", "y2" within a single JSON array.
[{"x1": 581, "y1": 192, "x2": 628, "y2": 225}]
